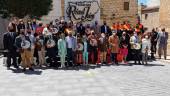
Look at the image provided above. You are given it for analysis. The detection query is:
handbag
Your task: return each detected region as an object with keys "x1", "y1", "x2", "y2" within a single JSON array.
[
  {"x1": 117, "y1": 49, "x2": 123, "y2": 62},
  {"x1": 117, "y1": 53, "x2": 123, "y2": 62}
]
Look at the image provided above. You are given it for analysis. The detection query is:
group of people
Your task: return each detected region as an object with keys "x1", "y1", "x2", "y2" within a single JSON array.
[{"x1": 3, "y1": 17, "x2": 169, "y2": 72}]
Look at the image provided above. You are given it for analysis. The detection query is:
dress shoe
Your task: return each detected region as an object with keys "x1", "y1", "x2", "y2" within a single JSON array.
[
  {"x1": 22, "y1": 68, "x2": 26, "y2": 72},
  {"x1": 14, "y1": 66, "x2": 19, "y2": 69},
  {"x1": 29, "y1": 68, "x2": 34, "y2": 71},
  {"x1": 7, "y1": 67, "x2": 10, "y2": 70}
]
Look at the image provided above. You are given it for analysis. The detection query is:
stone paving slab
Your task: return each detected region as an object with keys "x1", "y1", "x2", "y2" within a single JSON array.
[{"x1": 0, "y1": 58, "x2": 170, "y2": 96}]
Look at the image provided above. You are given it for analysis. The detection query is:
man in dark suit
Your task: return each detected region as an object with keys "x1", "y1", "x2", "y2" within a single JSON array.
[
  {"x1": 150, "y1": 28, "x2": 158, "y2": 60},
  {"x1": 17, "y1": 19, "x2": 25, "y2": 33},
  {"x1": 158, "y1": 28, "x2": 169, "y2": 60},
  {"x1": 3, "y1": 25, "x2": 19, "y2": 69},
  {"x1": 77, "y1": 22, "x2": 85, "y2": 36},
  {"x1": 101, "y1": 21, "x2": 111, "y2": 36}
]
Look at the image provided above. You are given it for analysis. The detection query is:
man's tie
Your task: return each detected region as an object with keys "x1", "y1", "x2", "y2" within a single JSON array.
[
  {"x1": 135, "y1": 36, "x2": 138, "y2": 43},
  {"x1": 10, "y1": 32, "x2": 14, "y2": 40},
  {"x1": 105, "y1": 26, "x2": 107, "y2": 33}
]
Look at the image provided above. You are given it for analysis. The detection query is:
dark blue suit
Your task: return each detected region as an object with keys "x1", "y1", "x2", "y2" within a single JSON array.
[
  {"x1": 101, "y1": 25, "x2": 111, "y2": 36},
  {"x1": 3, "y1": 32, "x2": 18, "y2": 68},
  {"x1": 77, "y1": 25, "x2": 85, "y2": 36}
]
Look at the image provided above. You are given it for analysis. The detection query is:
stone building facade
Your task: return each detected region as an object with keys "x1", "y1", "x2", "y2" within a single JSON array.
[
  {"x1": 0, "y1": 0, "x2": 138, "y2": 49},
  {"x1": 45, "y1": 0, "x2": 138, "y2": 26},
  {"x1": 139, "y1": 0, "x2": 170, "y2": 32},
  {"x1": 140, "y1": 6, "x2": 160, "y2": 32},
  {"x1": 99, "y1": 0, "x2": 138, "y2": 26},
  {"x1": 138, "y1": 1, "x2": 170, "y2": 54}
]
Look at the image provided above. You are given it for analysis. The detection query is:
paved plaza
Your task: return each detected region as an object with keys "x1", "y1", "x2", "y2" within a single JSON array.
[{"x1": 0, "y1": 57, "x2": 170, "y2": 96}]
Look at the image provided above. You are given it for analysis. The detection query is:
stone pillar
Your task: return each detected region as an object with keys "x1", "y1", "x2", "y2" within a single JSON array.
[
  {"x1": 159, "y1": 0, "x2": 170, "y2": 55},
  {"x1": 159, "y1": 0, "x2": 170, "y2": 29},
  {"x1": 61, "y1": 0, "x2": 65, "y2": 17},
  {"x1": 0, "y1": 18, "x2": 9, "y2": 49}
]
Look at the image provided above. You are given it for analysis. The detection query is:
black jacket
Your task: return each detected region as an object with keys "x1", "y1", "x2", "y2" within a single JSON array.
[
  {"x1": 15, "y1": 35, "x2": 31, "y2": 49},
  {"x1": 17, "y1": 24, "x2": 25, "y2": 33},
  {"x1": 77, "y1": 25, "x2": 85, "y2": 36},
  {"x1": 101, "y1": 25, "x2": 111, "y2": 36},
  {"x1": 3, "y1": 32, "x2": 17, "y2": 51}
]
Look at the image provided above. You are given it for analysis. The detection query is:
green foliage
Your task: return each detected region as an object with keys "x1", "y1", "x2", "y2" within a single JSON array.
[{"x1": 0, "y1": 0, "x2": 53, "y2": 19}]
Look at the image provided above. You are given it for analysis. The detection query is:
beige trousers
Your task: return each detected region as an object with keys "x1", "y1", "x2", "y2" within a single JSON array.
[
  {"x1": 21, "y1": 49, "x2": 32, "y2": 68},
  {"x1": 38, "y1": 48, "x2": 46, "y2": 65},
  {"x1": 100, "y1": 51, "x2": 107, "y2": 63},
  {"x1": 158, "y1": 45, "x2": 167, "y2": 59},
  {"x1": 30, "y1": 48, "x2": 34, "y2": 64}
]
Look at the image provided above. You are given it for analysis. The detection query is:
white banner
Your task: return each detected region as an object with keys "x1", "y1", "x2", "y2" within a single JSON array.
[{"x1": 65, "y1": 0, "x2": 100, "y2": 23}]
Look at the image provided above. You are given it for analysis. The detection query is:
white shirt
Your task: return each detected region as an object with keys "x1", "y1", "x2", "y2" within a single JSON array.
[
  {"x1": 27, "y1": 34, "x2": 35, "y2": 49},
  {"x1": 141, "y1": 38, "x2": 151, "y2": 53},
  {"x1": 83, "y1": 41, "x2": 87, "y2": 52},
  {"x1": 130, "y1": 35, "x2": 139, "y2": 44},
  {"x1": 43, "y1": 27, "x2": 52, "y2": 36},
  {"x1": 104, "y1": 26, "x2": 107, "y2": 33},
  {"x1": 66, "y1": 36, "x2": 73, "y2": 48}
]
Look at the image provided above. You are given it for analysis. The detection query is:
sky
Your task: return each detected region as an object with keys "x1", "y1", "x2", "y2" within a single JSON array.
[{"x1": 139, "y1": 0, "x2": 160, "y2": 6}]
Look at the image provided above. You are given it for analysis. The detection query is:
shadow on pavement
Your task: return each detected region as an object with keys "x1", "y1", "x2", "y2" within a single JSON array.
[
  {"x1": 55, "y1": 65, "x2": 99, "y2": 71},
  {"x1": 24, "y1": 70, "x2": 42, "y2": 75},
  {"x1": 9, "y1": 68, "x2": 23, "y2": 74},
  {"x1": 144, "y1": 64, "x2": 165, "y2": 67},
  {"x1": 10, "y1": 68, "x2": 42, "y2": 75},
  {"x1": 6, "y1": 62, "x2": 165, "y2": 75},
  {"x1": 122, "y1": 62, "x2": 165, "y2": 67}
]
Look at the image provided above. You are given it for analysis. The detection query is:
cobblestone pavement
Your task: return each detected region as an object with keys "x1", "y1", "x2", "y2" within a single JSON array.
[{"x1": 0, "y1": 58, "x2": 170, "y2": 96}]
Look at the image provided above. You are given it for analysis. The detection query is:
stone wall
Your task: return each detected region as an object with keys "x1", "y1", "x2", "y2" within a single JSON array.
[
  {"x1": 159, "y1": 0, "x2": 170, "y2": 28},
  {"x1": 141, "y1": 7, "x2": 160, "y2": 32},
  {"x1": 100, "y1": 0, "x2": 138, "y2": 26},
  {"x1": 0, "y1": 18, "x2": 9, "y2": 49}
]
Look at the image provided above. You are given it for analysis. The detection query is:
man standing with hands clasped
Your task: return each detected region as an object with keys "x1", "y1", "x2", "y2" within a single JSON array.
[
  {"x1": 158, "y1": 28, "x2": 168, "y2": 60},
  {"x1": 109, "y1": 31, "x2": 119, "y2": 65},
  {"x1": 3, "y1": 25, "x2": 19, "y2": 69}
]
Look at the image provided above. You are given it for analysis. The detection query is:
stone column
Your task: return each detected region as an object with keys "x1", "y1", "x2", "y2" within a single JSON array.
[
  {"x1": 0, "y1": 18, "x2": 9, "y2": 49},
  {"x1": 61, "y1": 0, "x2": 65, "y2": 17},
  {"x1": 159, "y1": 0, "x2": 170, "y2": 29}
]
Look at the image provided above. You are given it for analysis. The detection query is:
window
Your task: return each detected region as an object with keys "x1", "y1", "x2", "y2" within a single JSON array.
[
  {"x1": 124, "y1": 2, "x2": 129, "y2": 11},
  {"x1": 145, "y1": 14, "x2": 148, "y2": 20}
]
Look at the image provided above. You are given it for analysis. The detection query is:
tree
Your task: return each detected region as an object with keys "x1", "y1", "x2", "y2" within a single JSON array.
[{"x1": 0, "y1": 0, "x2": 53, "y2": 19}]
